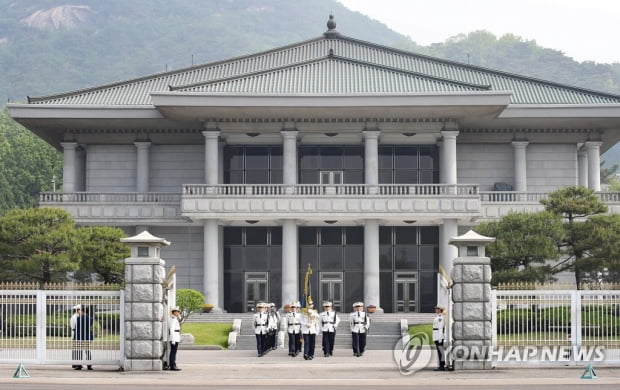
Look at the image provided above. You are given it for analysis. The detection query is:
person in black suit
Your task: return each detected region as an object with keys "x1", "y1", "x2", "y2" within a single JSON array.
[{"x1": 74, "y1": 305, "x2": 94, "y2": 370}]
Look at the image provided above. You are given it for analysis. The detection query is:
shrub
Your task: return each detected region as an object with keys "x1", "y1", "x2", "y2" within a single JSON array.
[{"x1": 176, "y1": 289, "x2": 205, "y2": 315}]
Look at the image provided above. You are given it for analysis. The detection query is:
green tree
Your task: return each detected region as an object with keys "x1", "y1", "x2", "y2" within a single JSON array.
[
  {"x1": 578, "y1": 214, "x2": 620, "y2": 283},
  {"x1": 0, "y1": 207, "x2": 79, "y2": 286},
  {"x1": 0, "y1": 108, "x2": 62, "y2": 214},
  {"x1": 175, "y1": 289, "x2": 205, "y2": 322},
  {"x1": 541, "y1": 186, "x2": 608, "y2": 286},
  {"x1": 475, "y1": 212, "x2": 564, "y2": 284},
  {"x1": 73, "y1": 226, "x2": 129, "y2": 284}
]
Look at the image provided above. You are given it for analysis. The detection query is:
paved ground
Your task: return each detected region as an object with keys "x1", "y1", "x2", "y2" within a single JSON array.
[{"x1": 1, "y1": 349, "x2": 619, "y2": 388}]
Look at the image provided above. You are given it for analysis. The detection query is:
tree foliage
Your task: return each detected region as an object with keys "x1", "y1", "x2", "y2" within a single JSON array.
[
  {"x1": 0, "y1": 207, "x2": 79, "y2": 286},
  {"x1": 475, "y1": 212, "x2": 564, "y2": 284},
  {"x1": 176, "y1": 288, "x2": 205, "y2": 320},
  {"x1": 72, "y1": 226, "x2": 129, "y2": 284},
  {"x1": 0, "y1": 108, "x2": 62, "y2": 215}
]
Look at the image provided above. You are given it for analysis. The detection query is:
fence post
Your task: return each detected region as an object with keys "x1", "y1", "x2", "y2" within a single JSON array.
[
  {"x1": 449, "y1": 230, "x2": 495, "y2": 370},
  {"x1": 120, "y1": 231, "x2": 170, "y2": 371}
]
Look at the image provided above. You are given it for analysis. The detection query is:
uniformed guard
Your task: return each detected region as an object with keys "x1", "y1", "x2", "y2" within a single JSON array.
[
  {"x1": 349, "y1": 301, "x2": 370, "y2": 357},
  {"x1": 285, "y1": 301, "x2": 302, "y2": 357},
  {"x1": 267, "y1": 302, "x2": 280, "y2": 351},
  {"x1": 168, "y1": 307, "x2": 182, "y2": 371},
  {"x1": 301, "y1": 300, "x2": 321, "y2": 360},
  {"x1": 253, "y1": 302, "x2": 269, "y2": 357},
  {"x1": 432, "y1": 304, "x2": 446, "y2": 371},
  {"x1": 319, "y1": 301, "x2": 340, "y2": 357}
]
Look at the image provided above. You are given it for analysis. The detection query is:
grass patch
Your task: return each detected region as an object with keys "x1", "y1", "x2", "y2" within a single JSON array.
[
  {"x1": 408, "y1": 324, "x2": 433, "y2": 345},
  {"x1": 181, "y1": 323, "x2": 231, "y2": 349}
]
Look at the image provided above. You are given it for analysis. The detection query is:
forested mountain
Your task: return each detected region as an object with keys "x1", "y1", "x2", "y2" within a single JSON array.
[{"x1": 2, "y1": 0, "x2": 620, "y2": 213}]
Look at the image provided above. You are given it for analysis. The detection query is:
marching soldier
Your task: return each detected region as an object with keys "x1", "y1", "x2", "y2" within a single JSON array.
[
  {"x1": 349, "y1": 302, "x2": 370, "y2": 357},
  {"x1": 319, "y1": 301, "x2": 340, "y2": 357},
  {"x1": 433, "y1": 304, "x2": 446, "y2": 371},
  {"x1": 267, "y1": 302, "x2": 280, "y2": 351},
  {"x1": 285, "y1": 301, "x2": 302, "y2": 357},
  {"x1": 301, "y1": 300, "x2": 321, "y2": 360},
  {"x1": 253, "y1": 302, "x2": 269, "y2": 357}
]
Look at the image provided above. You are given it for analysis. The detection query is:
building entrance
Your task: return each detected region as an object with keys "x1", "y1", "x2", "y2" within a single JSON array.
[
  {"x1": 394, "y1": 272, "x2": 418, "y2": 312},
  {"x1": 244, "y1": 272, "x2": 269, "y2": 312},
  {"x1": 319, "y1": 272, "x2": 344, "y2": 312}
]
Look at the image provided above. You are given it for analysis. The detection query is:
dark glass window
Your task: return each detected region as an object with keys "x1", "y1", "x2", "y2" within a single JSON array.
[
  {"x1": 320, "y1": 147, "x2": 343, "y2": 169},
  {"x1": 394, "y1": 146, "x2": 418, "y2": 169},
  {"x1": 299, "y1": 227, "x2": 317, "y2": 245},
  {"x1": 319, "y1": 246, "x2": 342, "y2": 270},
  {"x1": 394, "y1": 245, "x2": 418, "y2": 269},
  {"x1": 420, "y1": 227, "x2": 439, "y2": 244},
  {"x1": 299, "y1": 147, "x2": 319, "y2": 169},
  {"x1": 377, "y1": 145, "x2": 438, "y2": 184},
  {"x1": 344, "y1": 147, "x2": 363, "y2": 169},
  {"x1": 419, "y1": 146, "x2": 437, "y2": 169},
  {"x1": 345, "y1": 227, "x2": 363, "y2": 245},
  {"x1": 224, "y1": 145, "x2": 281, "y2": 184},
  {"x1": 344, "y1": 245, "x2": 363, "y2": 270},
  {"x1": 246, "y1": 227, "x2": 268, "y2": 245},
  {"x1": 224, "y1": 227, "x2": 243, "y2": 245},
  {"x1": 245, "y1": 247, "x2": 269, "y2": 270},
  {"x1": 246, "y1": 147, "x2": 269, "y2": 169},
  {"x1": 419, "y1": 246, "x2": 438, "y2": 269},
  {"x1": 320, "y1": 227, "x2": 342, "y2": 245},
  {"x1": 379, "y1": 245, "x2": 392, "y2": 269},
  {"x1": 395, "y1": 227, "x2": 417, "y2": 245}
]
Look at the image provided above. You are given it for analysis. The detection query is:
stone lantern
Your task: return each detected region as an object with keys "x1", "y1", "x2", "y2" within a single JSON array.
[
  {"x1": 449, "y1": 230, "x2": 495, "y2": 370},
  {"x1": 121, "y1": 231, "x2": 170, "y2": 371}
]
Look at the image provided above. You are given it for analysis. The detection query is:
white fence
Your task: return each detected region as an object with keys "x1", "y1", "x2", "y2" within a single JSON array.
[
  {"x1": 492, "y1": 290, "x2": 620, "y2": 366},
  {"x1": 0, "y1": 289, "x2": 124, "y2": 367}
]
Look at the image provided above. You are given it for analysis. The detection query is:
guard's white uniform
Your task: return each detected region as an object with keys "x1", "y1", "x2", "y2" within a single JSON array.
[
  {"x1": 253, "y1": 311, "x2": 269, "y2": 335},
  {"x1": 285, "y1": 311, "x2": 302, "y2": 334},
  {"x1": 169, "y1": 316, "x2": 181, "y2": 343},
  {"x1": 432, "y1": 314, "x2": 445, "y2": 342},
  {"x1": 349, "y1": 310, "x2": 369, "y2": 333},
  {"x1": 319, "y1": 310, "x2": 341, "y2": 332},
  {"x1": 301, "y1": 309, "x2": 321, "y2": 335}
]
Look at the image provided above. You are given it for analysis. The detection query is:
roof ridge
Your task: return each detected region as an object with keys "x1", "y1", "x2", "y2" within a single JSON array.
[
  {"x1": 333, "y1": 35, "x2": 620, "y2": 101},
  {"x1": 170, "y1": 53, "x2": 490, "y2": 92}
]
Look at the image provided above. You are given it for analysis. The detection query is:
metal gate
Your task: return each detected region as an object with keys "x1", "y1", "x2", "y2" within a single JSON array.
[
  {"x1": 492, "y1": 290, "x2": 620, "y2": 366},
  {"x1": 0, "y1": 288, "x2": 124, "y2": 367}
]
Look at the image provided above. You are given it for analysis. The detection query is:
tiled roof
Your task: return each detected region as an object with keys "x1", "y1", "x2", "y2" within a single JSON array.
[{"x1": 28, "y1": 35, "x2": 620, "y2": 105}]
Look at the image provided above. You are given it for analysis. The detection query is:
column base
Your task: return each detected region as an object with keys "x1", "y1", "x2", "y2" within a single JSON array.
[{"x1": 123, "y1": 359, "x2": 163, "y2": 371}]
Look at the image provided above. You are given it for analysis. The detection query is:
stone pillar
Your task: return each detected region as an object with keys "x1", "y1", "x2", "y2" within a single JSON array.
[
  {"x1": 135, "y1": 141, "x2": 151, "y2": 192},
  {"x1": 203, "y1": 219, "x2": 222, "y2": 311},
  {"x1": 363, "y1": 129, "x2": 380, "y2": 194},
  {"x1": 61, "y1": 142, "x2": 78, "y2": 193},
  {"x1": 439, "y1": 219, "x2": 458, "y2": 307},
  {"x1": 585, "y1": 141, "x2": 602, "y2": 191},
  {"x1": 578, "y1": 147, "x2": 588, "y2": 187},
  {"x1": 282, "y1": 220, "x2": 298, "y2": 305},
  {"x1": 512, "y1": 141, "x2": 528, "y2": 192},
  {"x1": 203, "y1": 127, "x2": 220, "y2": 185},
  {"x1": 441, "y1": 130, "x2": 459, "y2": 185},
  {"x1": 281, "y1": 129, "x2": 298, "y2": 194},
  {"x1": 75, "y1": 146, "x2": 86, "y2": 192},
  {"x1": 364, "y1": 219, "x2": 382, "y2": 312},
  {"x1": 120, "y1": 231, "x2": 170, "y2": 371},
  {"x1": 449, "y1": 230, "x2": 495, "y2": 370}
]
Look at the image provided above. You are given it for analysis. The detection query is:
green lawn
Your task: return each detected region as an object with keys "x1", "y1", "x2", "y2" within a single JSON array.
[
  {"x1": 181, "y1": 323, "x2": 232, "y2": 349},
  {"x1": 408, "y1": 324, "x2": 433, "y2": 345}
]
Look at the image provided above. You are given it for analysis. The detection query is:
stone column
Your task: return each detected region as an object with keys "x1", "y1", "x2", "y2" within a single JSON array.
[
  {"x1": 282, "y1": 220, "x2": 298, "y2": 305},
  {"x1": 578, "y1": 147, "x2": 588, "y2": 187},
  {"x1": 512, "y1": 141, "x2": 528, "y2": 192},
  {"x1": 585, "y1": 141, "x2": 602, "y2": 191},
  {"x1": 203, "y1": 219, "x2": 222, "y2": 311},
  {"x1": 135, "y1": 141, "x2": 151, "y2": 193},
  {"x1": 120, "y1": 231, "x2": 170, "y2": 371},
  {"x1": 449, "y1": 230, "x2": 495, "y2": 370},
  {"x1": 363, "y1": 129, "x2": 380, "y2": 194},
  {"x1": 441, "y1": 130, "x2": 459, "y2": 186},
  {"x1": 75, "y1": 146, "x2": 86, "y2": 192},
  {"x1": 281, "y1": 129, "x2": 298, "y2": 194},
  {"x1": 439, "y1": 219, "x2": 458, "y2": 307},
  {"x1": 61, "y1": 142, "x2": 78, "y2": 193},
  {"x1": 364, "y1": 219, "x2": 382, "y2": 312},
  {"x1": 203, "y1": 127, "x2": 221, "y2": 185}
]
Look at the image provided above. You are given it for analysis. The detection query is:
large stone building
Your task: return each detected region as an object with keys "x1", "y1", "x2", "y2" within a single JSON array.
[{"x1": 9, "y1": 17, "x2": 620, "y2": 313}]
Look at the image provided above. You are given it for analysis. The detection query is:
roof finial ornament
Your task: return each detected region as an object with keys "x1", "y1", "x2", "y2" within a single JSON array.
[{"x1": 324, "y1": 14, "x2": 340, "y2": 38}]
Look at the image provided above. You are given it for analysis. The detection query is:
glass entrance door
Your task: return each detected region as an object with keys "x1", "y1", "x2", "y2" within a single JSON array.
[
  {"x1": 245, "y1": 272, "x2": 269, "y2": 312},
  {"x1": 394, "y1": 272, "x2": 418, "y2": 312},
  {"x1": 319, "y1": 272, "x2": 343, "y2": 312}
]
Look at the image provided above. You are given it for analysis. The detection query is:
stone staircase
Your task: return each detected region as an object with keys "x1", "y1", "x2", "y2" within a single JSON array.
[{"x1": 186, "y1": 312, "x2": 435, "y2": 351}]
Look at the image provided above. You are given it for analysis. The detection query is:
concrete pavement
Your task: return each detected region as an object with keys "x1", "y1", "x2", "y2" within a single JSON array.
[{"x1": 1, "y1": 349, "x2": 619, "y2": 387}]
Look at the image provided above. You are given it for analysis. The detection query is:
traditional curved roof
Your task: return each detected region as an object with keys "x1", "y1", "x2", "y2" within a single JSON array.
[{"x1": 27, "y1": 32, "x2": 620, "y2": 106}]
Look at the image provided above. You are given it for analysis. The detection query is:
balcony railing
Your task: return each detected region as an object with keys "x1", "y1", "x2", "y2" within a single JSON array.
[
  {"x1": 39, "y1": 192, "x2": 182, "y2": 203},
  {"x1": 182, "y1": 184, "x2": 479, "y2": 196}
]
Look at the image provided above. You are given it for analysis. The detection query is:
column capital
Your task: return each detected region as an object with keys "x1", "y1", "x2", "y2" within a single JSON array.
[
  {"x1": 202, "y1": 130, "x2": 221, "y2": 140},
  {"x1": 511, "y1": 140, "x2": 529, "y2": 148},
  {"x1": 134, "y1": 141, "x2": 152, "y2": 149},
  {"x1": 363, "y1": 129, "x2": 380, "y2": 141},
  {"x1": 585, "y1": 141, "x2": 603, "y2": 149},
  {"x1": 280, "y1": 130, "x2": 299, "y2": 139},
  {"x1": 60, "y1": 141, "x2": 79, "y2": 150},
  {"x1": 441, "y1": 130, "x2": 459, "y2": 140}
]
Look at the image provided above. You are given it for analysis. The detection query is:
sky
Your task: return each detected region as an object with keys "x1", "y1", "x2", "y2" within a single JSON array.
[{"x1": 337, "y1": 0, "x2": 620, "y2": 64}]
